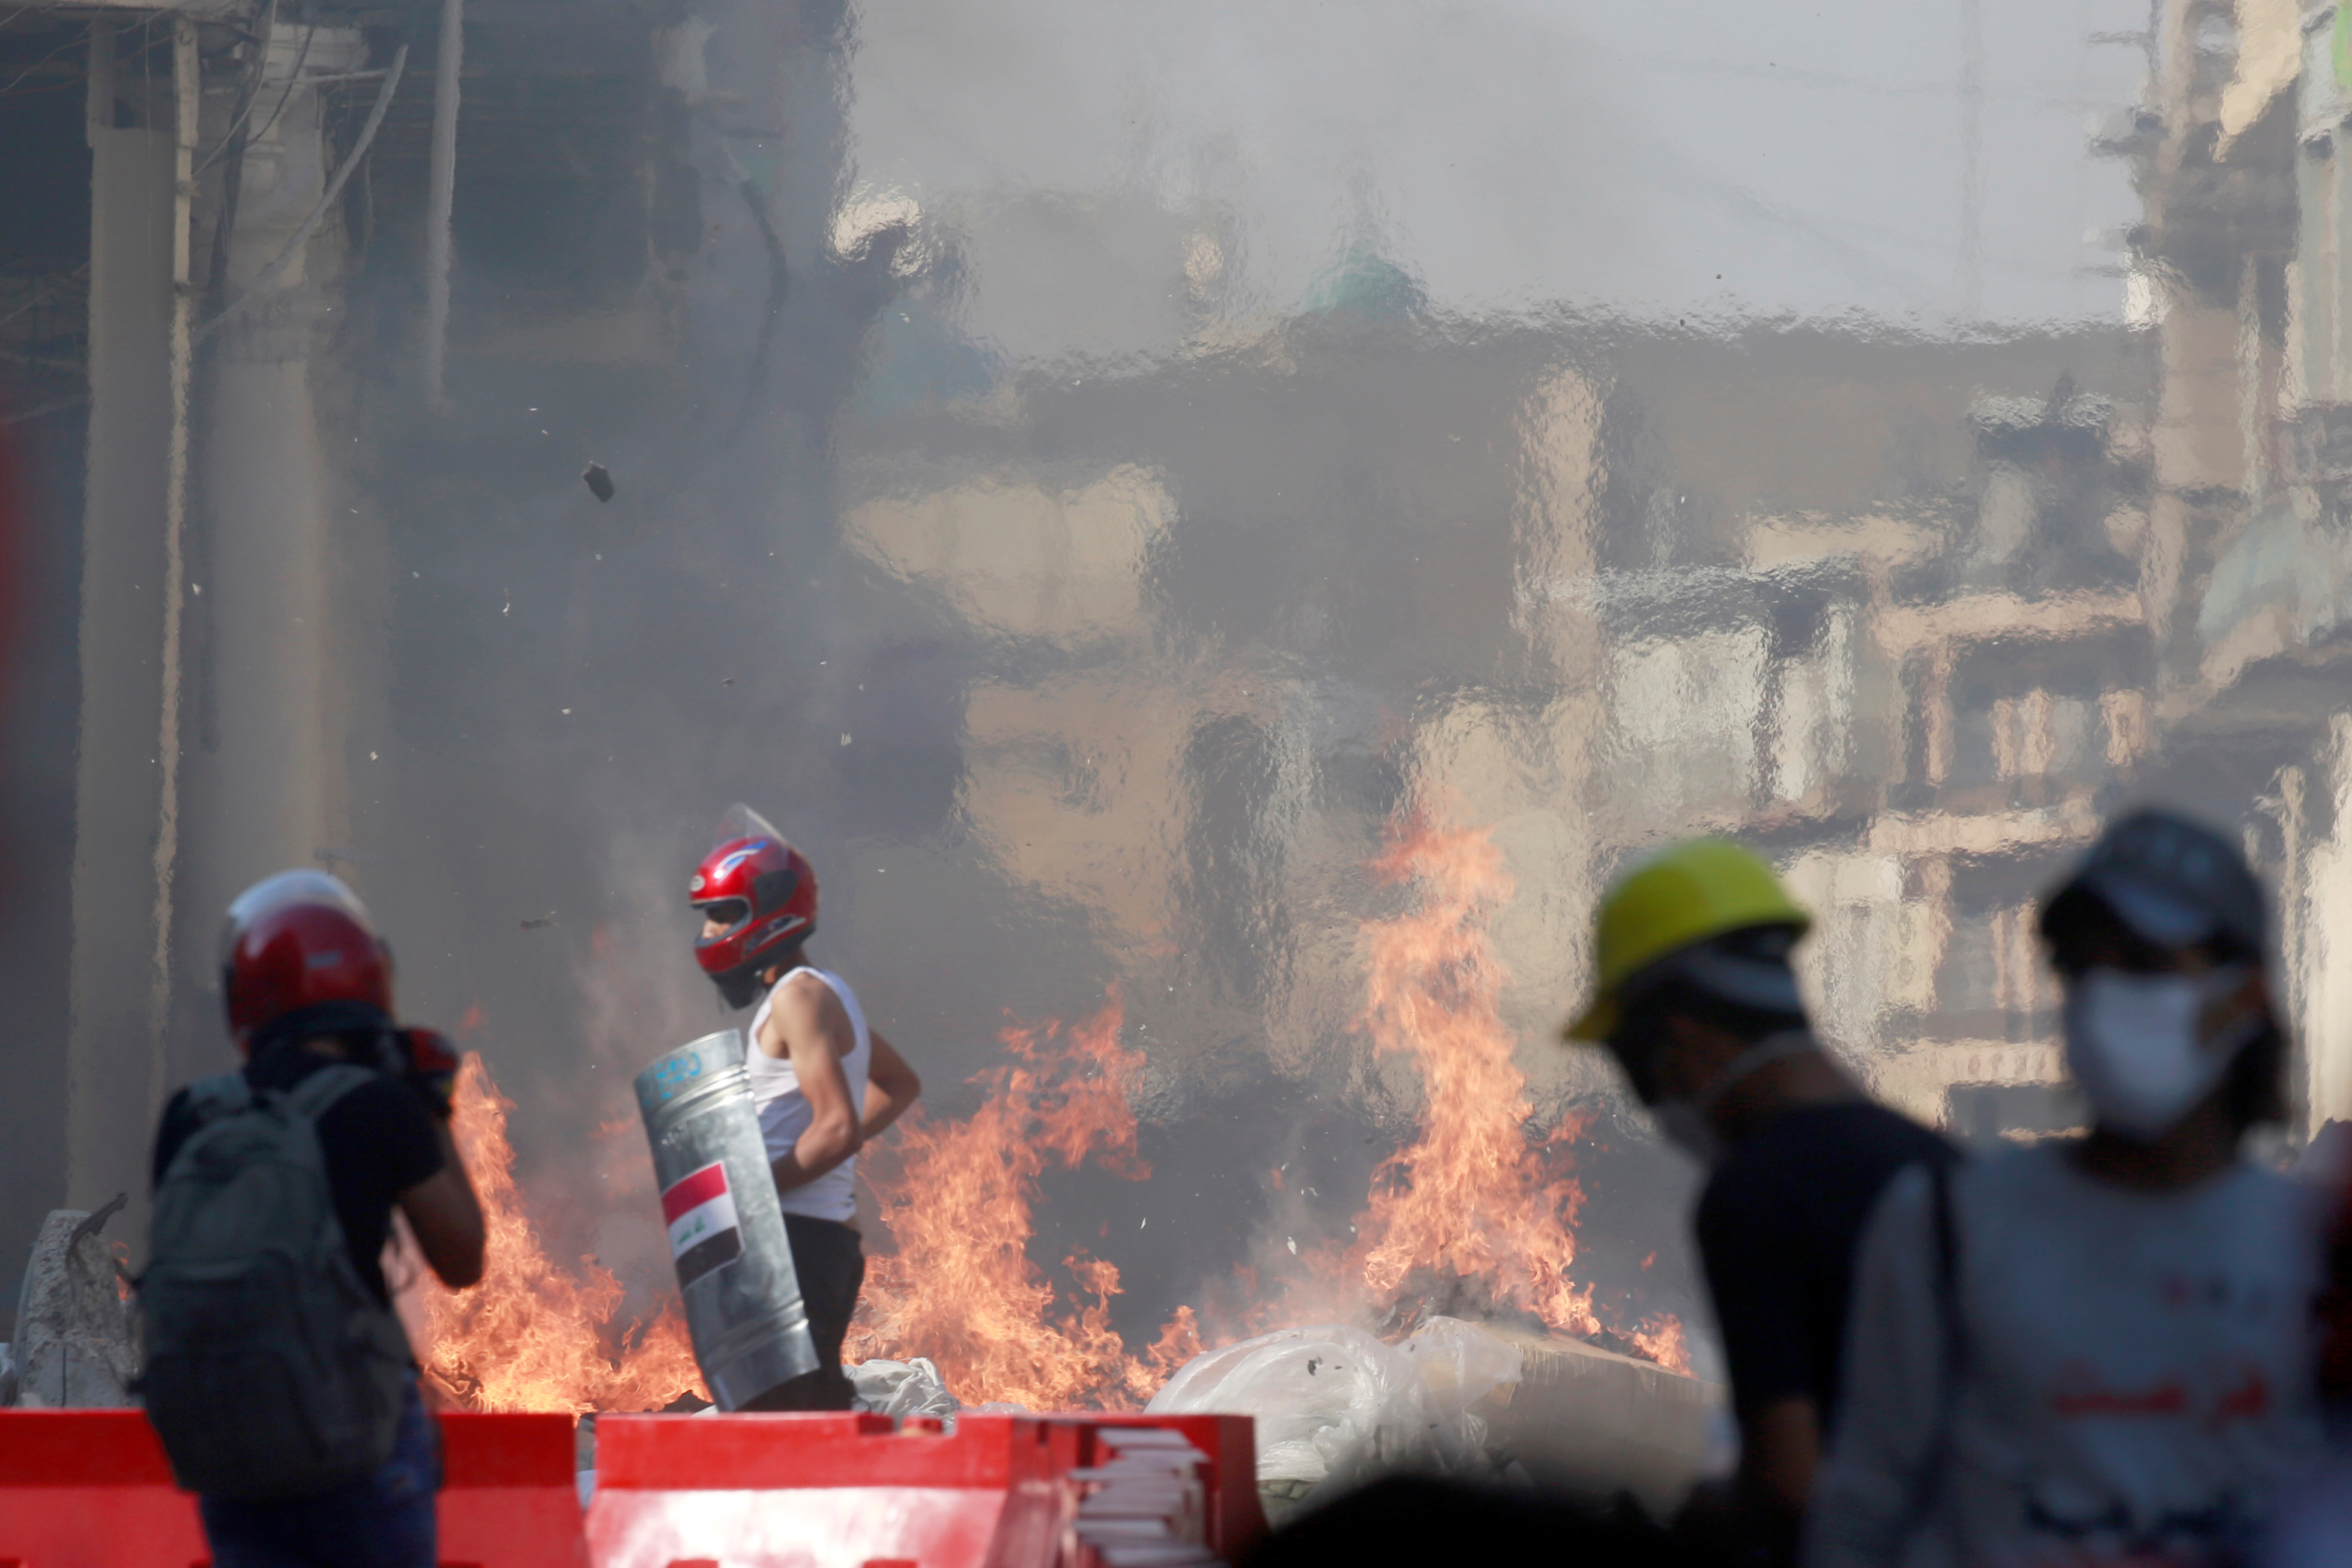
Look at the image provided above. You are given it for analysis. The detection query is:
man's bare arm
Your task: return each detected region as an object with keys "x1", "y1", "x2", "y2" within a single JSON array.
[
  {"x1": 398, "y1": 1122, "x2": 486, "y2": 1288},
  {"x1": 861, "y1": 1031, "x2": 921, "y2": 1141},
  {"x1": 762, "y1": 974, "x2": 861, "y2": 1192}
]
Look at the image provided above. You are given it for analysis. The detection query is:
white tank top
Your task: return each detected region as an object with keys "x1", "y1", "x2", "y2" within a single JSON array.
[{"x1": 744, "y1": 966, "x2": 870, "y2": 1223}]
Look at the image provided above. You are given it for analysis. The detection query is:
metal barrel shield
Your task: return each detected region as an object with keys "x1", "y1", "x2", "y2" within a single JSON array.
[{"x1": 634, "y1": 1029, "x2": 820, "y2": 1409}]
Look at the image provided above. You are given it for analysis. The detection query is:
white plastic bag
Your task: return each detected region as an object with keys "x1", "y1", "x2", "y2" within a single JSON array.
[
  {"x1": 848, "y1": 1357, "x2": 962, "y2": 1419},
  {"x1": 1147, "y1": 1325, "x2": 1421, "y2": 1489},
  {"x1": 1396, "y1": 1316, "x2": 1524, "y2": 1468},
  {"x1": 1147, "y1": 1319, "x2": 1519, "y2": 1493}
]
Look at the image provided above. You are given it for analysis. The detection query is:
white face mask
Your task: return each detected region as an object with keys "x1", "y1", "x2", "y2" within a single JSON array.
[
  {"x1": 2063, "y1": 966, "x2": 2260, "y2": 1142},
  {"x1": 1647, "y1": 1031, "x2": 1816, "y2": 1168}
]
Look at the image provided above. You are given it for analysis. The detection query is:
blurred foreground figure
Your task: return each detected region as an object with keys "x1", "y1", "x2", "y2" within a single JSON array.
[
  {"x1": 1809, "y1": 809, "x2": 2322, "y2": 1568},
  {"x1": 1240, "y1": 1473, "x2": 1687, "y2": 1568},
  {"x1": 142, "y1": 870, "x2": 486, "y2": 1568},
  {"x1": 2252, "y1": 1166, "x2": 2352, "y2": 1564},
  {"x1": 689, "y1": 804, "x2": 921, "y2": 1408},
  {"x1": 1563, "y1": 841, "x2": 1955, "y2": 1563}
]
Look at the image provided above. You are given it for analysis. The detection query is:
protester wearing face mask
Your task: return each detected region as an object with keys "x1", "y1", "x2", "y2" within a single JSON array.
[
  {"x1": 1564, "y1": 840, "x2": 1956, "y2": 1563},
  {"x1": 1808, "y1": 808, "x2": 2324, "y2": 1568}
]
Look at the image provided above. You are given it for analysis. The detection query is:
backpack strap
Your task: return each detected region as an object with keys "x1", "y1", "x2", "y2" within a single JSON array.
[
  {"x1": 1929, "y1": 1160, "x2": 1959, "y2": 1335},
  {"x1": 183, "y1": 1072, "x2": 253, "y2": 1127},
  {"x1": 1905, "y1": 1157, "x2": 1967, "y2": 1536},
  {"x1": 1929, "y1": 1158, "x2": 1966, "y2": 1381}
]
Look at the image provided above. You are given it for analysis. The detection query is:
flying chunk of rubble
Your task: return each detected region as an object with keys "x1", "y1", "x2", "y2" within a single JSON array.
[{"x1": 10, "y1": 1198, "x2": 140, "y2": 1408}]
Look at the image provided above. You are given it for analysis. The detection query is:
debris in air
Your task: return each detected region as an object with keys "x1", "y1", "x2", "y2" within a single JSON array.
[
  {"x1": 520, "y1": 914, "x2": 556, "y2": 930},
  {"x1": 581, "y1": 462, "x2": 615, "y2": 502}
]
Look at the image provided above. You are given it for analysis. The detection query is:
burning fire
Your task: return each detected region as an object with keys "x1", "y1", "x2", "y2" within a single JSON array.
[
  {"x1": 846, "y1": 991, "x2": 1203, "y2": 1409},
  {"x1": 415, "y1": 806, "x2": 1684, "y2": 1413},
  {"x1": 844, "y1": 806, "x2": 1689, "y2": 1404},
  {"x1": 1341, "y1": 810, "x2": 1687, "y2": 1371},
  {"x1": 1343, "y1": 813, "x2": 1603, "y2": 1336},
  {"x1": 421, "y1": 1055, "x2": 707, "y2": 1413}
]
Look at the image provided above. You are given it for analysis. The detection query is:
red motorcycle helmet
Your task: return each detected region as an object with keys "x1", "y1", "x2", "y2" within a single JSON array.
[
  {"x1": 692, "y1": 804, "x2": 818, "y2": 1009},
  {"x1": 220, "y1": 869, "x2": 394, "y2": 1049}
]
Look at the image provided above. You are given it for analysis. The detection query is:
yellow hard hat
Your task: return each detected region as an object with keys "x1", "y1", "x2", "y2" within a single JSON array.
[{"x1": 1563, "y1": 839, "x2": 1811, "y2": 1042}]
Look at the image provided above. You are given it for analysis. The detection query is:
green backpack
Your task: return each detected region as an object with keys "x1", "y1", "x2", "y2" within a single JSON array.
[{"x1": 139, "y1": 1066, "x2": 416, "y2": 1500}]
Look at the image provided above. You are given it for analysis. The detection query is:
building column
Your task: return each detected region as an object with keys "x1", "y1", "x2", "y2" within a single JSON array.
[
  {"x1": 178, "y1": 25, "x2": 368, "y2": 1018},
  {"x1": 65, "y1": 19, "x2": 184, "y2": 1213}
]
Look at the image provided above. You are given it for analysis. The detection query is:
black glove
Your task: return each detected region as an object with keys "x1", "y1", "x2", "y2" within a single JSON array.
[{"x1": 400, "y1": 1027, "x2": 462, "y2": 1121}]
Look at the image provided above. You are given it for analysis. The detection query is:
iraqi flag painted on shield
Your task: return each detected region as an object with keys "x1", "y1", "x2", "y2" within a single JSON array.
[{"x1": 662, "y1": 1161, "x2": 743, "y2": 1288}]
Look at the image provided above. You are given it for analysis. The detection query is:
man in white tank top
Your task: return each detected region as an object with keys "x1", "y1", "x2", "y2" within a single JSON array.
[{"x1": 690, "y1": 807, "x2": 922, "y2": 1408}]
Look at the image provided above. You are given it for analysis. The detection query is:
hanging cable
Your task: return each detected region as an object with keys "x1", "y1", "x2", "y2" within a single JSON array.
[
  {"x1": 190, "y1": 0, "x2": 278, "y2": 178},
  {"x1": 223, "y1": 19, "x2": 315, "y2": 169},
  {"x1": 420, "y1": 0, "x2": 464, "y2": 410},
  {"x1": 194, "y1": 35, "x2": 408, "y2": 345}
]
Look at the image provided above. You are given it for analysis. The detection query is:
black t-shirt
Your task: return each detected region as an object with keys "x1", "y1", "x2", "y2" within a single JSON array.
[
  {"x1": 152, "y1": 1049, "x2": 445, "y2": 1307},
  {"x1": 1693, "y1": 1099, "x2": 1956, "y2": 1434}
]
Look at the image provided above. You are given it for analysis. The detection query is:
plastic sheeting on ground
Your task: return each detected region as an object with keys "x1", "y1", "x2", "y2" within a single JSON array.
[
  {"x1": 1142, "y1": 1318, "x2": 1522, "y2": 1498},
  {"x1": 848, "y1": 1356, "x2": 963, "y2": 1419}
]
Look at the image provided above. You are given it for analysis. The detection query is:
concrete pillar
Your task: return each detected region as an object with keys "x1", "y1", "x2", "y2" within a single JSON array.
[
  {"x1": 65, "y1": 19, "x2": 180, "y2": 1213},
  {"x1": 181, "y1": 26, "x2": 366, "y2": 997}
]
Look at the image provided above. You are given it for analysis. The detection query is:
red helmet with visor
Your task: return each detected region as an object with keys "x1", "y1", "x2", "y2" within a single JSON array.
[
  {"x1": 692, "y1": 804, "x2": 818, "y2": 1008},
  {"x1": 221, "y1": 869, "x2": 394, "y2": 1048}
]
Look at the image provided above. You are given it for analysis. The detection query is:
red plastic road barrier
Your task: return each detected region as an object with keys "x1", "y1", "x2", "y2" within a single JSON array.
[
  {"x1": 1077, "y1": 1415, "x2": 1261, "y2": 1561},
  {"x1": 586, "y1": 1411, "x2": 1267, "y2": 1568},
  {"x1": 589, "y1": 1413, "x2": 1061, "y2": 1568},
  {"x1": 0, "y1": 1410, "x2": 586, "y2": 1567},
  {"x1": 0, "y1": 1408, "x2": 1264, "y2": 1568},
  {"x1": 0, "y1": 1410, "x2": 205, "y2": 1568},
  {"x1": 438, "y1": 1411, "x2": 590, "y2": 1568}
]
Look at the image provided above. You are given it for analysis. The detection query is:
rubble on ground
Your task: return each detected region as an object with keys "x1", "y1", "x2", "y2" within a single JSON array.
[
  {"x1": 1154, "y1": 1317, "x2": 1723, "y2": 1519},
  {"x1": 850, "y1": 1356, "x2": 961, "y2": 1419},
  {"x1": 855, "y1": 1318, "x2": 1723, "y2": 1524},
  {"x1": 1144, "y1": 1319, "x2": 1520, "y2": 1520},
  {"x1": 9, "y1": 1199, "x2": 140, "y2": 1408}
]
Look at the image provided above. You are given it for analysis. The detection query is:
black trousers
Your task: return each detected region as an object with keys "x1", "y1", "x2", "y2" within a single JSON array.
[{"x1": 740, "y1": 1213, "x2": 864, "y2": 1411}]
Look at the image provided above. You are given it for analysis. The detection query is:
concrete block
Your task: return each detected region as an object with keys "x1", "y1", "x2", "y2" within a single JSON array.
[
  {"x1": 1469, "y1": 1324, "x2": 1723, "y2": 1517},
  {"x1": 10, "y1": 1199, "x2": 140, "y2": 1408}
]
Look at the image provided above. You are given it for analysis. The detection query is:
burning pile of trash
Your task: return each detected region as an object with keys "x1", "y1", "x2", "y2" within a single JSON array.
[
  {"x1": 416, "y1": 1057, "x2": 705, "y2": 1413},
  {"x1": 381, "y1": 810, "x2": 1711, "y2": 1509}
]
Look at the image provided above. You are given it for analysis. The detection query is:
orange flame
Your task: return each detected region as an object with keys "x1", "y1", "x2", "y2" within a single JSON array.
[
  {"x1": 1333, "y1": 809, "x2": 1687, "y2": 1371},
  {"x1": 1346, "y1": 813, "x2": 1600, "y2": 1333},
  {"x1": 848, "y1": 990, "x2": 1196, "y2": 1408},
  {"x1": 844, "y1": 807, "x2": 1688, "y2": 1402},
  {"x1": 422, "y1": 1055, "x2": 707, "y2": 1412},
  {"x1": 421, "y1": 804, "x2": 1685, "y2": 1411},
  {"x1": 1627, "y1": 1315, "x2": 1691, "y2": 1372}
]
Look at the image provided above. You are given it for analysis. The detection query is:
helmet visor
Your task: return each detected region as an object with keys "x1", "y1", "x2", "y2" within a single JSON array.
[
  {"x1": 716, "y1": 801, "x2": 785, "y2": 851},
  {"x1": 220, "y1": 868, "x2": 373, "y2": 969}
]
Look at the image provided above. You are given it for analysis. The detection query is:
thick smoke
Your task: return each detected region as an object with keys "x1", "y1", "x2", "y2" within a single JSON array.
[{"x1": 8, "y1": 0, "x2": 2336, "y2": 1401}]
